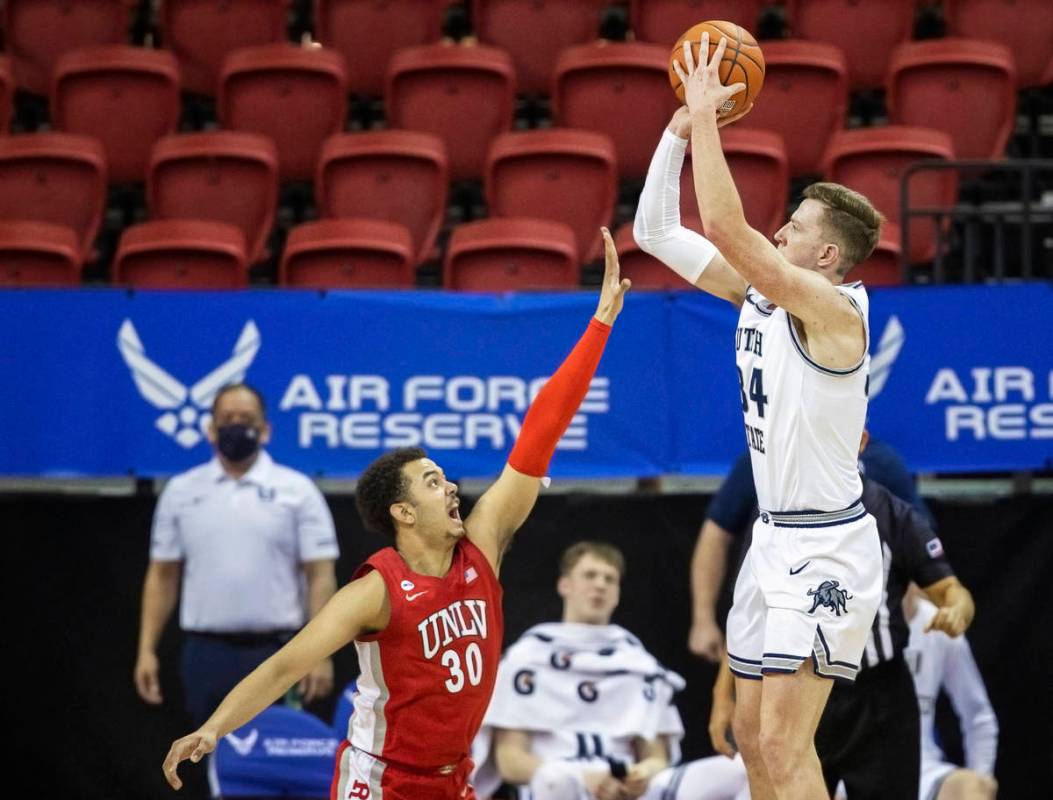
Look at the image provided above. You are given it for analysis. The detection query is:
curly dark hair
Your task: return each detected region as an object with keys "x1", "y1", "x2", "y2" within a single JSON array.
[{"x1": 355, "y1": 448, "x2": 427, "y2": 538}]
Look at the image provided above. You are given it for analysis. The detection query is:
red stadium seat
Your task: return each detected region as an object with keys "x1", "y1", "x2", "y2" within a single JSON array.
[
  {"x1": 0, "y1": 56, "x2": 13, "y2": 132},
  {"x1": 386, "y1": 44, "x2": 515, "y2": 181},
  {"x1": 443, "y1": 218, "x2": 579, "y2": 290},
  {"x1": 944, "y1": 0, "x2": 1053, "y2": 89},
  {"x1": 822, "y1": 125, "x2": 956, "y2": 263},
  {"x1": 785, "y1": 0, "x2": 915, "y2": 91},
  {"x1": 612, "y1": 221, "x2": 687, "y2": 289},
  {"x1": 552, "y1": 42, "x2": 679, "y2": 180},
  {"x1": 1, "y1": 0, "x2": 134, "y2": 95},
  {"x1": 735, "y1": 40, "x2": 848, "y2": 177},
  {"x1": 280, "y1": 219, "x2": 416, "y2": 287},
  {"x1": 160, "y1": 0, "x2": 291, "y2": 95},
  {"x1": 316, "y1": 131, "x2": 448, "y2": 264},
  {"x1": 720, "y1": 128, "x2": 790, "y2": 239},
  {"x1": 0, "y1": 133, "x2": 107, "y2": 264},
  {"x1": 887, "y1": 39, "x2": 1017, "y2": 160},
  {"x1": 147, "y1": 132, "x2": 279, "y2": 265},
  {"x1": 485, "y1": 129, "x2": 617, "y2": 262},
  {"x1": 472, "y1": 0, "x2": 606, "y2": 95},
  {"x1": 630, "y1": 0, "x2": 766, "y2": 45},
  {"x1": 314, "y1": 0, "x2": 446, "y2": 96},
  {"x1": 113, "y1": 220, "x2": 248, "y2": 288},
  {"x1": 51, "y1": 46, "x2": 181, "y2": 183},
  {"x1": 846, "y1": 221, "x2": 903, "y2": 286},
  {"x1": 0, "y1": 221, "x2": 82, "y2": 286},
  {"x1": 218, "y1": 44, "x2": 348, "y2": 181}
]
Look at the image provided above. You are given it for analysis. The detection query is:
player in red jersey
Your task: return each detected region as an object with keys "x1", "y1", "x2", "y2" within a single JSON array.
[{"x1": 162, "y1": 228, "x2": 631, "y2": 800}]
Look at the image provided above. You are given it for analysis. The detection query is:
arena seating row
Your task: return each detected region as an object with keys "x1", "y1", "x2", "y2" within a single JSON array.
[
  {"x1": 0, "y1": 120, "x2": 953, "y2": 288},
  {"x1": 1, "y1": 1, "x2": 1050, "y2": 99}
]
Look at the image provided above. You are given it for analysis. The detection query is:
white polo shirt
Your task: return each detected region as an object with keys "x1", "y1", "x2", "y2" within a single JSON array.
[{"x1": 150, "y1": 451, "x2": 339, "y2": 633}]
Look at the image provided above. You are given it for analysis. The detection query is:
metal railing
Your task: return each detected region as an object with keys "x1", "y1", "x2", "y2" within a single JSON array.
[{"x1": 900, "y1": 159, "x2": 1053, "y2": 283}]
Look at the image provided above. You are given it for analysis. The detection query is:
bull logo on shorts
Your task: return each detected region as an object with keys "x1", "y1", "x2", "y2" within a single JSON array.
[{"x1": 807, "y1": 580, "x2": 852, "y2": 616}]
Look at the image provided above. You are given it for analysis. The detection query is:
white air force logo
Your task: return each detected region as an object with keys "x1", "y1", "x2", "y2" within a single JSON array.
[
  {"x1": 869, "y1": 315, "x2": 904, "y2": 399},
  {"x1": 225, "y1": 728, "x2": 259, "y2": 756},
  {"x1": 117, "y1": 319, "x2": 261, "y2": 448}
]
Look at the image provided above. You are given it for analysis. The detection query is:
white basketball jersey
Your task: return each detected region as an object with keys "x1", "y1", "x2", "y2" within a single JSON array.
[{"x1": 735, "y1": 281, "x2": 870, "y2": 512}]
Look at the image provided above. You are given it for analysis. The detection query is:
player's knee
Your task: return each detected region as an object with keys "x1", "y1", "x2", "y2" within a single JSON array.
[
  {"x1": 938, "y1": 769, "x2": 998, "y2": 800},
  {"x1": 757, "y1": 726, "x2": 802, "y2": 780},
  {"x1": 529, "y1": 761, "x2": 584, "y2": 800},
  {"x1": 731, "y1": 713, "x2": 761, "y2": 763}
]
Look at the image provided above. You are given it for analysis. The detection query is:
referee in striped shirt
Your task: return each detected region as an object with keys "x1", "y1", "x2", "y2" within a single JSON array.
[{"x1": 701, "y1": 432, "x2": 976, "y2": 799}]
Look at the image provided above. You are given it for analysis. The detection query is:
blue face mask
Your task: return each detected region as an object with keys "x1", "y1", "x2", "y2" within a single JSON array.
[{"x1": 216, "y1": 424, "x2": 261, "y2": 462}]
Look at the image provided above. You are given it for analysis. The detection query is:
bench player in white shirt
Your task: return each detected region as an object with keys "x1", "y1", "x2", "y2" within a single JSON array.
[{"x1": 639, "y1": 35, "x2": 888, "y2": 800}]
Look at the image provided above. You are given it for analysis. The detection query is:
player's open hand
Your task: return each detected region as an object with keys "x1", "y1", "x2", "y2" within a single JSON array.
[
  {"x1": 162, "y1": 729, "x2": 217, "y2": 790},
  {"x1": 672, "y1": 32, "x2": 746, "y2": 122},
  {"x1": 594, "y1": 227, "x2": 631, "y2": 326},
  {"x1": 708, "y1": 681, "x2": 738, "y2": 758}
]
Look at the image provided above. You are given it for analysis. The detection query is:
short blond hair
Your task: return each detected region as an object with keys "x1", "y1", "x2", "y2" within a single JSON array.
[
  {"x1": 803, "y1": 182, "x2": 885, "y2": 274},
  {"x1": 559, "y1": 541, "x2": 626, "y2": 578}
]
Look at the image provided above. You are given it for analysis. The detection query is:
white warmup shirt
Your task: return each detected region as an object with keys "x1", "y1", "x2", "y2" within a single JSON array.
[
  {"x1": 150, "y1": 450, "x2": 339, "y2": 633},
  {"x1": 906, "y1": 598, "x2": 999, "y2": 775}
]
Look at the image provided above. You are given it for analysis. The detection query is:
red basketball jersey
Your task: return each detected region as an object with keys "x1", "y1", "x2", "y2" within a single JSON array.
[{"x1": 346, "y1": 537, "x2": 504, "y2": 768}]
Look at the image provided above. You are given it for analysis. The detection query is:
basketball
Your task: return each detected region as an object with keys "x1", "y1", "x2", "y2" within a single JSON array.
[{"x1": 668, "y1": 20, "x2": 765, "y2": 116}]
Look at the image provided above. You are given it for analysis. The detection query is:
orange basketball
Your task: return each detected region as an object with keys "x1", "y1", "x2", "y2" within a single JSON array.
[{"x1": 669, "y1": 20, "x2": 765, "y2": 116}]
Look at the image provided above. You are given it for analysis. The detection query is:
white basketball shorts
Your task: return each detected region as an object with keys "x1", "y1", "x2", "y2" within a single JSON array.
[{"x1": 726, "y1": 501, "x2": 882, "y2": 682}]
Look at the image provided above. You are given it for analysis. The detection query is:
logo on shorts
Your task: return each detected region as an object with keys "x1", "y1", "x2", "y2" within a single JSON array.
[
  {"x1": 807, "y1": 580, "x2": 852, "y2": 616},
  {"x1": 118, "y1": 319, "x2": 261, "y2": 449}
]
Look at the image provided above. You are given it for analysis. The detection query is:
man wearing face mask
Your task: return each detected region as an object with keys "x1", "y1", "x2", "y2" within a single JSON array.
[{"x1": 134, "y1": 383, "x2": 340, "y2": 727}]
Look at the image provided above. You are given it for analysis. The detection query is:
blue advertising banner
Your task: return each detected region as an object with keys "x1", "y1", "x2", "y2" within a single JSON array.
[{"x1": 0, "y1": 285, "x2": 1049, "y2": 478}]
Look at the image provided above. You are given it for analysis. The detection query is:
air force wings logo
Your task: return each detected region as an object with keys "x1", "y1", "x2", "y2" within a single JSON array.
[
  {"x1": 868, "y1": 315, "x2": 904, "y2": 399},
  {"x1": 224, "y1": 728, "x2": 259, "y2": 757},
  {"x1": 117, "y1": 320, "x2": 261, "y2": 448}
]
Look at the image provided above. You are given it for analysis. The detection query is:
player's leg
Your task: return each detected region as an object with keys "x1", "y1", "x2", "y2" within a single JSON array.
[
  {"x1": 725, "y1": 542, "x2": 776, "y2": 800},
  {"x1": 934, "y1": 769, "x2": 998, "y2": 800},
  {"x1": 757, "y1": 660, "x2": 833, "y2": 799},
  {"x1": 642, "y1": 754, "x2": 750, "y2": 800}
]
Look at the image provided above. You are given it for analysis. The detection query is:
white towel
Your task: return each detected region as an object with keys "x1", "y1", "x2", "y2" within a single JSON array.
[{"x1": 472, "y1": 623, "x2": 686, "y2": 798}]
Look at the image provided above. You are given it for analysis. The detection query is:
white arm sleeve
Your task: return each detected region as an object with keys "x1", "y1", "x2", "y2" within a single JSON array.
[
  {"x1": 943, "y1": 636, "x2": 999, "y2": 775},
  {"x1": 633, "y1": 129, "x2": 719, "y2": 285}
]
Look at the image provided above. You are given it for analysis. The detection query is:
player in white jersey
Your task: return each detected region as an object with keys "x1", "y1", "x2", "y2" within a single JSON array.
[
  {"x1": 638, "y1": 34, "x2": 888, "y2": 800},
  {"x1": 904, "y1": 590, "x2": 999, "y2": 800}
]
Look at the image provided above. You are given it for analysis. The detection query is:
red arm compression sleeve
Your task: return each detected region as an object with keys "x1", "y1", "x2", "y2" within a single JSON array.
[{"x1": 508, "y1": 318, "x2": 612, "y2": 478}]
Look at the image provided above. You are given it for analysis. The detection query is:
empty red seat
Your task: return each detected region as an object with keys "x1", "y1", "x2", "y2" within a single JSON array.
[
  {"x1": 316, "y1": 131, "x2": 447, "y2": 264},
  {"x1": 280, "y1": 219, "x2": 416, "y2": 287},
  {"x1": 485, "y1": 129, "x2": 617, "y2": 262},
  {"x1": 314, "y1": 0, "x2": 446, "y2": 96},
  {"x1": 113, "y1": 220, "x2": 248, "y2": 288},
  {"x1": 444, "y1": 218, "x2": 579, "y2": 290},
  {"x1": 160, "y1": 0, "x2": 291, "y2": 95},
  {"x1": 887, "y1": 39, "x2": 1017, "y2": 160},
  {"x1": 387, "y1": 44, "x2": 515, "y2": 181},
  {"x1": 552, "y1": 42, "x2": 679, "y2": 179},
  {"x1": 720, "y1": 128, "x2": 790, "y2": 238},
  {"x1": 630, "y1": 0, "x2": 765, "y2": 45},
  {"x1": 786, "y1": 0, "x2": 915, "y2": 91},
  {"x1": 0, "y1": 221, "x2": 81, "y2": 286},
  {"x1": 0, "y1": 133, "x2": 107, "y2": 263},
  {"x1": 823, "y1": 125, "x2": 956, "y2": 263},
  {"x1": 613, "y1": 221, "x2": 687, "y2": 289},
  {"x1": 2, "y1": 0, "x2": 133, "y2": 95},
  {"x1": 0, "y1": 56, "x2": 13, "y2": 132},
  {"x1": 472, "y1": 0, "x2": 606, "y2": 95},
  {"x1": 944, "y1": 0, "x2": 1053, "y2": 88},
  {"x1": 847, "y1": 221, "x2": 903, "y2": 286},
  {"x1": 148, "y1": 132, "x2": 279, "y2": 264},
  {"x1": 736, "y1": 40, "x2": 848, "y2": 177},
  {"x1": 218, "y1": 44, "x2": 348, "y2": 181},
  {"x1": 51, "y1": 46, "x2": 181, "y2": 183}
]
